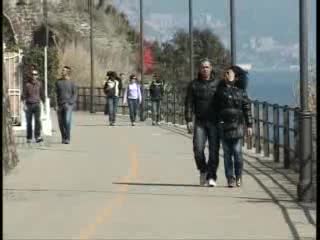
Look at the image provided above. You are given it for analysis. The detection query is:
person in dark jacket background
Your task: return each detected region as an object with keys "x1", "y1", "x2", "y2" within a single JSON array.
[
  {"x1": 149, "y1": 73, "x2": 164, "y2": 125},
  {"x1": 184, "y1": 58, "x2": 221, "y2": 187},
  {"x1": 215, "y1": 65, "x2": 253, "y2": 187}
]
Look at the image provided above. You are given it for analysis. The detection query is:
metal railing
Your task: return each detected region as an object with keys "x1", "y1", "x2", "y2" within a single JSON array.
[{"x1": 75, "y1": 86, "x2": 316, "y2": 175}]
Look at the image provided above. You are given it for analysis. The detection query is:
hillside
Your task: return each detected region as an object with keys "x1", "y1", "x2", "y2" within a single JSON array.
[{"x1": 3, "y1": 0, "x2": 140, "y2": 87}]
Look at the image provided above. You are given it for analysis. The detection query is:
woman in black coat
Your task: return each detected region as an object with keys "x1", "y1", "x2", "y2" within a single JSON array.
[{"x1": 215, "y1": 65, "x2": 253, "y2": 188}]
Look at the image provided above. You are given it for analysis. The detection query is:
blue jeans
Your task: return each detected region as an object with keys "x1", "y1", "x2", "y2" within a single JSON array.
[
  {"x1": 193, "y1": 119, "x2": 220, "y2": 180},
  {"x1": 128, "y1": 98, "x2": 138, "y2": 122},
  {"x1": 26, "y1": 102, "x2": 42, "y2": 140},
  {"x1": 57, "y1": 103, "x2": 73, "y2": 141},
  {"x1": 222, "y1": 137, "x2": 243, "y2": 179},
  {"x1": 107, "y1": 96, "x2": 119, "y2": 123},
  {"x1": 151, "y1": 100, "x2": 161, "y2": 122}
]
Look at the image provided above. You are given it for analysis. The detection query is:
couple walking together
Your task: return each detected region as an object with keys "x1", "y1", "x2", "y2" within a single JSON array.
[{"x1": 184, "y1": 59, "x2": 253, "y2": 188}]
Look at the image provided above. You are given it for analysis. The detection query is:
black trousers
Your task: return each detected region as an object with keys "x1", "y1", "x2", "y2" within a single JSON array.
[{"x1": 26, "y1": 102, "x2": 42, "y2": 140}]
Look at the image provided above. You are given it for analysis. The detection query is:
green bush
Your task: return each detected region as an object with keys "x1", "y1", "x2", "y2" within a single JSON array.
[{"x1": 22, "y1": 46, "x2": 59, "y2": 104}]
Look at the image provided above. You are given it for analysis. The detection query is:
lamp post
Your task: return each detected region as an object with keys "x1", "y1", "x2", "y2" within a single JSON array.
[
  {"x1": 44, "y1": 0, "x2": 48, "y2": 105},
  {"x1": 230, "y1": 0, "x2": 236, "y2": 65},
  {"x1": 139, "y1": 0, "x2": 145, "y2": 121},
  {"x1": 189, "y1": 0, "x2": 194, "y2": 81},
  {"x1": 89, "y1": 0, "x2": 95, "y2": 113},
  {"x1": 297, "y1": 0, "x2": 313, "y2": 202}
]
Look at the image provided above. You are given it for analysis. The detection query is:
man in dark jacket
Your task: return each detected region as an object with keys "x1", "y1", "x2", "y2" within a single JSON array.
[
  {"x1": 55, "y1": 66, "x2": 77, "y2": 144},
  {"x1": 149, "y1": 73, "x2": 164, "y2": 125},
  {"x1": 184, "y1": 58, "x2": 221, "y2": 187},
  {"x1": 22, "y1": 68, "x2": 45, "y2": 143}
]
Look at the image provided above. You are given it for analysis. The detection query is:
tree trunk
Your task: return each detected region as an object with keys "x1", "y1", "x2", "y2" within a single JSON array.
[{"x1": 2, "y1": 62, "x2": 19, "y2": 175}]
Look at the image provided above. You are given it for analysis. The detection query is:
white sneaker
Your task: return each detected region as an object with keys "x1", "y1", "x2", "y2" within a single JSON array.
[
  {"x1": 200, "y1": 172, "x2": 207, "y2": 186},
  {"x1": 208, "y1": 178, "x2": 217, "y2": 187}
]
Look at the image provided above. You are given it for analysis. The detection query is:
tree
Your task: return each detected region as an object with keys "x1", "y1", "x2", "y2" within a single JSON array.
[
  {"x1": 151, "y1": 28, "x2": 231, "y2": 90},
  {"x1": 2, "y1": 62, "x2": 19, "y2": 175}
]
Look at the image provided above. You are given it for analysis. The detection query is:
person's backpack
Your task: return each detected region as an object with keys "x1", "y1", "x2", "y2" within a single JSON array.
[{"x1": 104, "y1": 80, "x2": 116, "y2": 97}]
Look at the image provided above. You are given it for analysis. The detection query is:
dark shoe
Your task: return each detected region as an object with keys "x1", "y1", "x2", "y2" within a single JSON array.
[
  {"x1": 64, "y1": 140, "x2": 70, "y2": 144},
  {"x1": 236, "y1": 176, "x2": 241, "y2": 187},
  {"x1": 131, "y1": 122, "x2": 135, "y2": 126},
  {"x1": 199, "y1": 172, "x2": 207, "y2": 186},
  {"x1": 36, "y1": 137, "x2": 43, "y2": 143},
  {"x1": 227, "y1": 177, "x2": 235, "y2": 188},
  {"x1": 26, "y1": 139, "x2": 32, "y2": 144}
]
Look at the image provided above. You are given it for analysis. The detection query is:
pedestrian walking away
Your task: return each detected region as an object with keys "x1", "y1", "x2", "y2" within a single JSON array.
[
  {"x1": 103, "y1": 71, "x2": 112, "y2": 115},
  {"x1": 184, "y1": 58, "x2": 221, "y2": 187},
  {"x1": 149, "y1": 73, "x2": 164, "y2": 126},
  {"x1": 123, "y1": 74, "x2": 142, "y2": 126},
  {"x1": 22, "y1": 67, "x2": 45, "y2": 143},
  {"x1": 103, "y1": 71, "x2": 121, "y2": 126},
  {"x1": 215, "y1": 65, "x2": 253, "y2": 187},
  {"x1": 55, "y1": 66, "x2": 77, "y2": 144}
]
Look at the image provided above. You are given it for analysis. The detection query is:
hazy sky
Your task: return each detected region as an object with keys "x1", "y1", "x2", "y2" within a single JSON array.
[{"x1": 114, "y1": 0, "x2": 316, "y2": 69}]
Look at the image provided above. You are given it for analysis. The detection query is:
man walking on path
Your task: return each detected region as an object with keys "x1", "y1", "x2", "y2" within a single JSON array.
[
  {"x1": 149, "y1": 73, "x2": 164, "y2": 125},
  {"x1": 55, "y1": 66, "x2": 77, "y2": 144},
  {"x1": 22, "y1": 68, "x2": 45, "y2": 143},
  {"x1": 103, "y1": 71, "x2": 120, "y2": 126},
  {"x1": 184, "y1": 58, "x2": 221, "y2": 187}
]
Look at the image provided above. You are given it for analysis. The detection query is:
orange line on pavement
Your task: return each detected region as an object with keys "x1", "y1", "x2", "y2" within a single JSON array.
[{"x1": 79, "y1": 144, "x2": 139, "y2": 240}]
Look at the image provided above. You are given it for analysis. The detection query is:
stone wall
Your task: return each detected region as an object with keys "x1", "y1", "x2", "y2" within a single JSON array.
[{"x1": 3, "y1": 0, "x2": 114, "y2": 48}]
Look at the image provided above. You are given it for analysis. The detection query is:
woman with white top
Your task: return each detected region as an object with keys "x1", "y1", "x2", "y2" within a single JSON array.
[{"x1": 123, "y1": 74, "x2": 142, "y2": 126}]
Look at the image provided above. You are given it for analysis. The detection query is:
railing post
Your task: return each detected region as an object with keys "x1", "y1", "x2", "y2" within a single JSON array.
[
  {"x1": 166, "y1": 91, "x2": 169, "y2": 123},
  {"x1": 76, "y1": 87, "x2": 80, "y2": 111},
  {"x1": 273, "y1": 104, "x2": 280, "y2": 162},
  {"x1": 82, "y1": 88, "x2": 86, "y2": 111},
  {"x1": 173, "y1": 90, "x2": 176, "y2": 124},
  {"x1": 263, "y1": 102, "x2": 270, "y2": 157},
  {"x1": 293, "y1": 108, "x2": 300, "y2": 172},
  {"x1": 246, "y1": 102, "x2": 253, "y2": 149},
  {"x1": 283, "y1": 105, "x2": 290, "y2": 169},
  {"x1": 254, "y1": 101, "x2": 261, "y2": 153},
  {"x1": 98, "y1": 87, "x2": 103, "y2": 112}
]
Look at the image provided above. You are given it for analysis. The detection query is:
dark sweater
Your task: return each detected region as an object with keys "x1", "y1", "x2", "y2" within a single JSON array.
[
  {"x1": 55, "y1": 79, "x2": 77, "y2": 106},
  {"x1": 22, "y1": 80, "x2": 45, "y2": 104}
]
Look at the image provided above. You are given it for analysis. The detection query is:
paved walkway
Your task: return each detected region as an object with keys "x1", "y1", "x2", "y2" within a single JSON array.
[{"x1": 3, "y1": 112, "x2": 316, "y2": 240}]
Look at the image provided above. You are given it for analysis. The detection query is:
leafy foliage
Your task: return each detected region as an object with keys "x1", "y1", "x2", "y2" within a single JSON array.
[
  {"x1": 22, "y1": 47, "x2": 59, "y2": 101},
  {"x1": 151, "y1": 28, "x2": 231, "y2": 90}
]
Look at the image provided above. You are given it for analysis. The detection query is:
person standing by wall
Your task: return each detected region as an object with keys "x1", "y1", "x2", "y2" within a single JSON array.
[
  {"x1": 184, "y1": 58, "x2": 221, "y2": 187},
  {"x1": 55, "y1": 66, "x2": 77, "y2": 144},
  {"x1": 123, "y1": 74, "x2": 142, "y2": 126},
  {"x1": 149, "y1": 73, "x2": 164, "y2": 125},
  {"x1": 22, "y1": 68, "x2": 45, "y2": 143},
  {"x1": 103, "y1": 71, "x2": 120, "y2": 126}
]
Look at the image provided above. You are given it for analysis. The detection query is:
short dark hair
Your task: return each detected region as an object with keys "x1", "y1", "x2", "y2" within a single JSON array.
[{"x1": 129, "y1": 74, "x2": 137, "y2": 80}]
